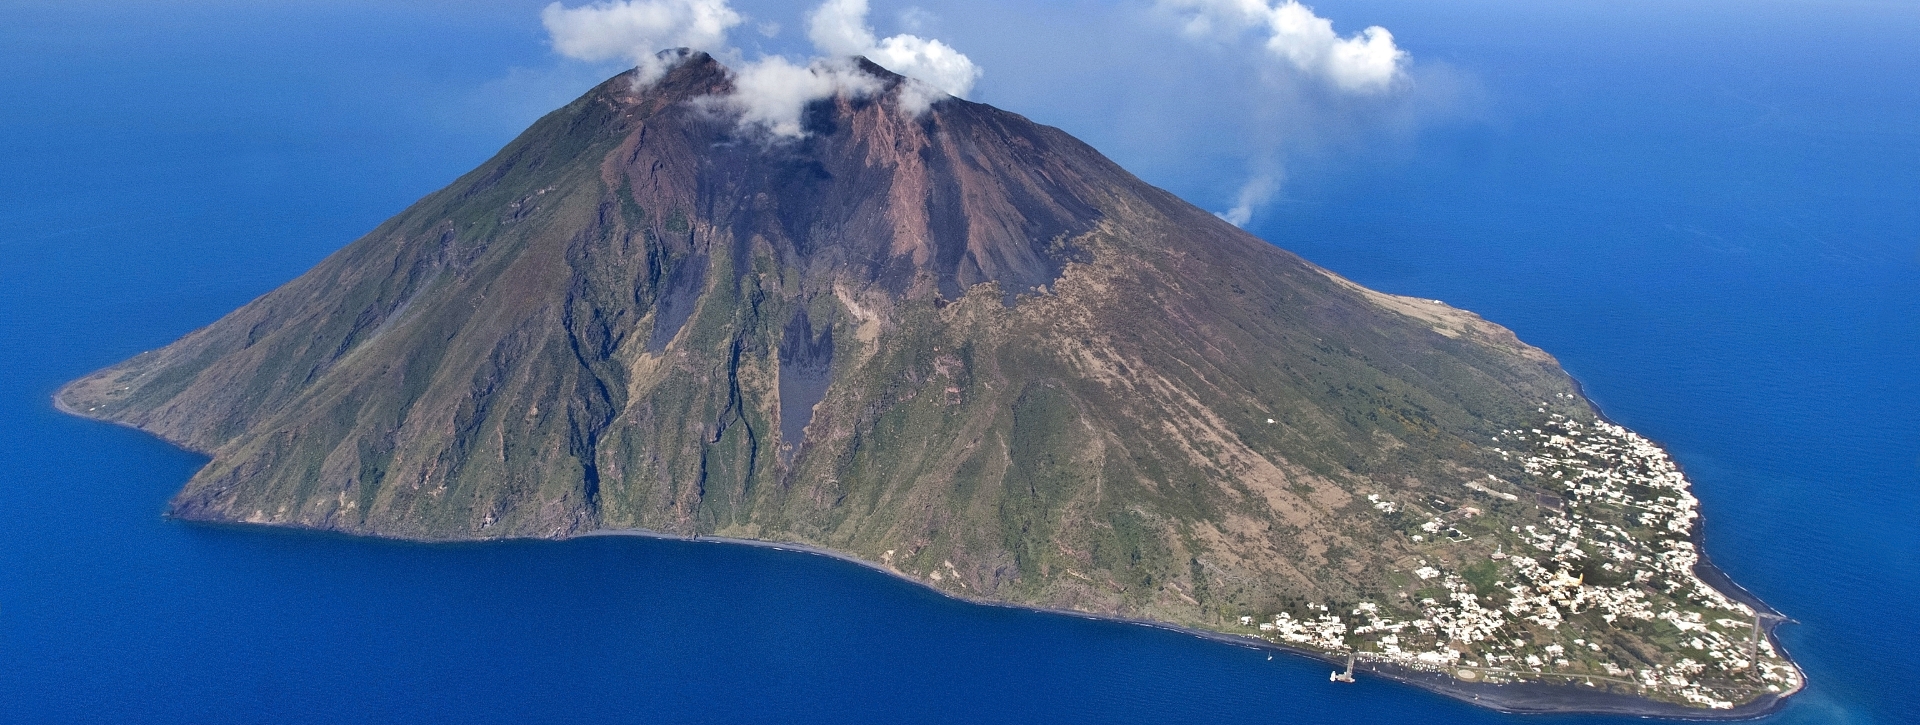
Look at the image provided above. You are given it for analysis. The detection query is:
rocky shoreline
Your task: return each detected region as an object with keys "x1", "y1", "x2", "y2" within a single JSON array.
[
  {"x1": 130, "y1": 511, "x2": 1802, "y2": 719},
  {"x1": 576, "y1": 528, "x2": 1799, "y2": 719},
  {"x1": 1328, "y1": 545, "x2": 1800, "y2": 720},
  {"x1": 55, "y1": 384, "x2": 1801, "y2": 718}
]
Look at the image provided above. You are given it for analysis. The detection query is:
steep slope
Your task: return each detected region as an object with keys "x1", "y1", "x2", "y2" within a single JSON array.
[{"x1": 59, "y1": 54, "x2": 1796, "y2": 712}]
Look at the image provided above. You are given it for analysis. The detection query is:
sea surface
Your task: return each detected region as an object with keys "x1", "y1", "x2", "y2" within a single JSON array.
[{"x1": 2, "y1": 2, "x2": 1914, "y2": 723}]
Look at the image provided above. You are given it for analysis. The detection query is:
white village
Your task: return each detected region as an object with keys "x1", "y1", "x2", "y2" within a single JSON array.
[{"x1": 1238, "y1": 408, "x2": 1801, "y2": 709}]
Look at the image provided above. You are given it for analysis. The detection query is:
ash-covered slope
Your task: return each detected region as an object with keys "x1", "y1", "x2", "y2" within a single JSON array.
[{"x1": 60, "y1": 53, "x2": 1796, "y2": 713}]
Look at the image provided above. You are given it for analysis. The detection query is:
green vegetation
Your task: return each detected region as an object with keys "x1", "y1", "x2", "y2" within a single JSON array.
[{"x1": 55, "y1": 54, "x2": 1792, "y2": 712}]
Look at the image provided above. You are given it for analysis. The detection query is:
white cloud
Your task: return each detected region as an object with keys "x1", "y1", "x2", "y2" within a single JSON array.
[
  {"x1": 542, "y1": 0, "x2": 981, "y2": 138},
  {"x1": 894, "y1": 78, "x2": 946, "y2": 117},
  {"x1": 897, "y1": 7, "x2": 936, "y2": 34},
  {"x1": 1160, "y1": 0, "x2": 1406, "y2": 94},
  {"x1": 869, "y1": 33, "x2": 981, "y2": 99},
  {"x1": 1154, "y1": 0, "x2": 1411, "y2": 225},
  {"x1": 541, "y1": 0, "x2": 744, "y2": 84},
  {"x1": 702, "y1": 56, "x2": 884, "y2": 138},
  {"x1": 807, "y1": 0, "x2": 981, "y2": 100},
  {"x1": 806, "y1": 0, "x2": 875, "y2": 56}
]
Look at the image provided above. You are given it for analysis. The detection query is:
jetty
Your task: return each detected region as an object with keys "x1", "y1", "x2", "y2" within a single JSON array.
[{"x1": 1331, "y1": 652, "x2": 1356, "y2": 683}]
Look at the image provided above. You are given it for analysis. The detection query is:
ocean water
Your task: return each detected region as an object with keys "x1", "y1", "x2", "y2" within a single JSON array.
[{"x1": 2, "y1": 2, "x2": 1914, "y2": 723}]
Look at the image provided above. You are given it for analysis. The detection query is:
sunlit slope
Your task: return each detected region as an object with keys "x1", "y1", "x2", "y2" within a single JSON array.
[
  {"x1": 55, "y1": 49, "x2": 1576, "y2": 622},
  {"x1": 60, "y1": 54, "x2": 1793, "y2": 711}
]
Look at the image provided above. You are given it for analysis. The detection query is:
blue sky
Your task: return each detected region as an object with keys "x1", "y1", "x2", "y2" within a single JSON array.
[
  {"x1": 3, "y1": 3, "x2": 1917, "y2": 722},
  {"x1": 9, "y1": 0, "x2": 1915, "y2": 239}
]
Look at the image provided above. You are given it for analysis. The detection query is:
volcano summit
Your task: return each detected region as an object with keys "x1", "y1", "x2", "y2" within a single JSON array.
[{"x1": 59, "y1": 53, "x2": 1799, "y2": 715}]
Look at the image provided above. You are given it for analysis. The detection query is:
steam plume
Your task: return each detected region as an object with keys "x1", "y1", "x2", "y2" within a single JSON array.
[
  {"x1": 1157, "y1": 0, "x2": 1411, "y2": 226},
  {"x1": 542, "y1": 0, "x2": 744, "y2": 84},
  {"x1": 543, "y1": 0, "x2": 982, "y2": 138},
  {"x1": 807, "y1": 0, "x2": 982, "y2": 103}
]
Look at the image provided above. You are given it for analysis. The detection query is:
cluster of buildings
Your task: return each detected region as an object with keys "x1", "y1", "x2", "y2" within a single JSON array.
[{"x1": 1238, "y1": 414, "x2": 1799, "y2": 709}]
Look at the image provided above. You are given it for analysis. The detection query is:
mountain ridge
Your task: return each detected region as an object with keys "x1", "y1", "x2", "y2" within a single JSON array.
[{"x1": 58, "y1": 52, "x2": 1798, "y2": 713}]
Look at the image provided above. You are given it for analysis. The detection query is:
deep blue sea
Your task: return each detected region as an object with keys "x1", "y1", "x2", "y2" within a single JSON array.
[{"x1": 2, "y1": 1, "x2": 1914, "y2": 723}]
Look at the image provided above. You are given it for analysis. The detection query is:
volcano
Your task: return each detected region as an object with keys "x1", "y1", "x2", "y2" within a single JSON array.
[{"x1": 59, "y1": 53, "x2": 1797, "y2": 714}]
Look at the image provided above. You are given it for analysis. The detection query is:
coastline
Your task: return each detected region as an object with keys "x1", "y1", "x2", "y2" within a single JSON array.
[
  {"x1": 50, "y1": 385, "x2": 215, "y2": 456},
  {"x1": 1565, "y1": 374, "x2": 1806, "y2": 705},
  {"x1": 50, "y1": 388, "x2": 84, "y2": 418},
  {"x1": 575, "y1": 528, "x2": 1798, "y2": 720},
  {"x1": 52, "y1": 388, "x2": 1803, "y2": 718}
]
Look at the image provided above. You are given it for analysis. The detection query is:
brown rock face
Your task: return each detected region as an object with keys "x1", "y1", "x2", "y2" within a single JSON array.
[{"x1": 627, "y1": 56, "x2": 1109, "y2": 302}]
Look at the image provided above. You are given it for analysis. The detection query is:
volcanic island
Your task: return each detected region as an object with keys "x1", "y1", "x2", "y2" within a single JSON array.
[{"x1": 57, "y1": 53, "x2": 1801, "y2": 716}]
